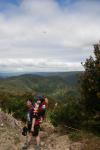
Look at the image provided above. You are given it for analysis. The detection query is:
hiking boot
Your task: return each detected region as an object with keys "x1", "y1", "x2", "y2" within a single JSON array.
[
  {"x1": 22, "y1": 142, "x2": 30, "y2": 149},
  {"x1": 34, "y1": 145, "x2": 41, "y2": 150}
]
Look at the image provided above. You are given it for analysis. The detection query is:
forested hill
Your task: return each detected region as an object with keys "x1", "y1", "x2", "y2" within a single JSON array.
[{"x1": 0, "y1": 71, "x2": 82, "y2": 98}]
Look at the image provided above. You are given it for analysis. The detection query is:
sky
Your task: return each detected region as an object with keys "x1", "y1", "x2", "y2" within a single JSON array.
[{"x1": 0, "y1": 0, "x2": 100, "y2": 73}]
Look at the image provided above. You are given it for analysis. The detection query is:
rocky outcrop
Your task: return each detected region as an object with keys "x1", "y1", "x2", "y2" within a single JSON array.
[{"x1": 0, "y1": 111, "x2": 22, "y2": 128}]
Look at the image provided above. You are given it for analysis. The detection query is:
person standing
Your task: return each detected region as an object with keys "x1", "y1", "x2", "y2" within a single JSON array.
[
  {"x1": 22, "y1": 99, "x2": 41, "y2": 150},
  {"x1": 22, "y1": 96, "x2": 47, "y2": 150}
]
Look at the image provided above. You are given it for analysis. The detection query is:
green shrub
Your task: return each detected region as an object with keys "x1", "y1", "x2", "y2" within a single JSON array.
[{"x1": 50, "y1": 97, "x2": 82, "y2": 128}]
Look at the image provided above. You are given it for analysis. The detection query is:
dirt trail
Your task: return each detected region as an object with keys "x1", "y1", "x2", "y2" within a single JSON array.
[
  {"x1": 0, "y1": 111, "x2": 72, "y2": 150},
  {"x1": 0, "y1": 111, "x2": 71, "y2": 150},
  {"x1": 20, "y1": 122, "x2": 71, "y2": 150},
  {"x1": 1, "y1": 111, "x2": 98, "y2": 150}
]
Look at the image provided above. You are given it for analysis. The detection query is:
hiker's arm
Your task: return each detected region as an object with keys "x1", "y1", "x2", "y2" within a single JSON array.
[
  {"x1": 31, "y1": 107, "x2": 37, "y2": 132},
  {"x1": 31, "y1": 118, "x2": 35, "y2": 132}
]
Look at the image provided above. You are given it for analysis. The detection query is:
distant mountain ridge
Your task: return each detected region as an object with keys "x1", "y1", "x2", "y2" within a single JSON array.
[
  {"x1": 0, "y1": 72, "x2": 82, "y2": 98},
  {"x1": 0, "y1": 71, "x2": 83, "y2": 78}
]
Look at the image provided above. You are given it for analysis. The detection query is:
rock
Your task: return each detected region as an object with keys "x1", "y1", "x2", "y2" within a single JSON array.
[
  {"x1": 41, "y1": 122, "x2": 55, "y2": 134},
  {"x1": 0, "y1": 112, "x2": 7, "y2": 124},
  {"x1": 0, "y1": 111, "x2": 22, "y2": 128},
  {"x1": 41, "y1": 141, "x2": 45, "y2": 146},
  {"x1": 0, "y1": 123, "x2": 4, "y2": 127},
  {"x1": 70, "y1": 142, "x2": 85, "y2": 150}
]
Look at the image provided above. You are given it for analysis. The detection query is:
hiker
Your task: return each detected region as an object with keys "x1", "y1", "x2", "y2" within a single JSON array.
[
  {"x1": 22, "y1": 96, "x2": 47, "y2": 150},
  {"x1": 34, "y1": 95, "x2": 48, "y2": 123}
]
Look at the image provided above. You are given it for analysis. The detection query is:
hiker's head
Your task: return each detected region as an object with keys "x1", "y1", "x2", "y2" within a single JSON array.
[
  {"x1": 37, "y1": 96, "x2": 45, "y2": 104},
  {"x1": 34, "y1": 96, "x2": 42, "y2": 105},
  {"x1": 26, "y1": 99, "x2": 33, "y2": 108},
  {"x1": 37, "y1": 99, "x2": 41, "y2": 104}
]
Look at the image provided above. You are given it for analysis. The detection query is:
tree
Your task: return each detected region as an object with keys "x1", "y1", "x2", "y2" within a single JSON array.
[{"x1": 80, "y1": 42, "x2": 100, "y2": 117}]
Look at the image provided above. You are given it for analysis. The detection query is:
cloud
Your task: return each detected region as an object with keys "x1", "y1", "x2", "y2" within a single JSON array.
[
  {"x1": 0, "y1": 58, "x2": 83, "y2": 72},
  {"x1": 0, "y1": 0, "x2": 100, "y2": 72}
]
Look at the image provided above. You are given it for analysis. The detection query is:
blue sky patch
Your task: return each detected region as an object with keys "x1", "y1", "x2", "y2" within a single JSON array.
[
  {"x1": 56, "y1": 0, "x2": 75, "y2": 7},
  {"x1": 0, "y1": 0, "x2": 20, "y2": 5}
]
